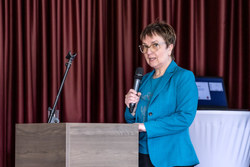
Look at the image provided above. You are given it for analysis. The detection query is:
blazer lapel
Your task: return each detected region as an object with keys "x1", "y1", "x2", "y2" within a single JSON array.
[{"x1": 149, "y1": 61, "x2": 178, "y2": 105}]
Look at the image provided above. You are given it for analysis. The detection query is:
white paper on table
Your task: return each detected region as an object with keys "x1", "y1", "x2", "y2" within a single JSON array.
[
  {"x1": 196, "y1": 82, "x2": 211, "y2": 100},
  {"x1": 209, "y1": 82, "x2": 223, "y2": 91}
]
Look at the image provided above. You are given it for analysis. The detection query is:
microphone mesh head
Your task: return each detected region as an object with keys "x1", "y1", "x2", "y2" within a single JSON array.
[{"x1": 134, "y1": 67, "x2": 144, "y2": 79}]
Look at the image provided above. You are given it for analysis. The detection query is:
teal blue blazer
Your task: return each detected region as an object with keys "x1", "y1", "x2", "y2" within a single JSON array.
[{"x1": 125, "y1": 61, "x2": 199, "y2": 167}]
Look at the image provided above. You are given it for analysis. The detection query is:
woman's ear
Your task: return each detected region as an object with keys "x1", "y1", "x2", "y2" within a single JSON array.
[
  {"x1": 167, "y1": 44, "x2": 174, "y2": 50},
  {"x1": 167, "y1": 44, "x2": 174, "y2": 56}
]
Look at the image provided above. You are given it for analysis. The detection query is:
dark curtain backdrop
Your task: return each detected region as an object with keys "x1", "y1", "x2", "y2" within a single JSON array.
[{"x1": 0, "y1": 0, "x2": 249, "y2": 166}]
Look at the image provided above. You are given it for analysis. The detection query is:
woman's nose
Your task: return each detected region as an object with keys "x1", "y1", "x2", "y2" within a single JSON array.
[{"x1": 146, "y1": 47, "x2": 153, "y2": 54}]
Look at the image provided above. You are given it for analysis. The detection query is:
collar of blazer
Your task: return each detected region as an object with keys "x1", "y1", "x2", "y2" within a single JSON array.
[{"x1": 140, "y1": 60, "x2": 178, "y2": 105}]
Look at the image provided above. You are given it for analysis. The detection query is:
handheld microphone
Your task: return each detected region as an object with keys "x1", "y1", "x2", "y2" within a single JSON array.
[{"x1": 129, "y1": 67, "x2": 144, "y2": 113}]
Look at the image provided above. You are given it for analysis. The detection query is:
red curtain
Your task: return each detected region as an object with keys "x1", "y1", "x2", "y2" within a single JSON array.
[{"x1": 0, "y1": 0, "x2": 249, "y2": 166}]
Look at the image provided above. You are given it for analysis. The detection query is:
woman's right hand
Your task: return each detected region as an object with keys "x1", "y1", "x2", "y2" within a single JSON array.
[{"x1": 125, "y1": 89, "x2": 141, "y2": 113}]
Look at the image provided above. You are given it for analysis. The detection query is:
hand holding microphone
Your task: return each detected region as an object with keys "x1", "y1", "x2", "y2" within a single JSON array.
[{"x1": 125, "y1": 67, "x2": 144, "y2": 114}]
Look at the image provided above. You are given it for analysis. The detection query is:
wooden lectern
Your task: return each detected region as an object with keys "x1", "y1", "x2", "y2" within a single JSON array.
[{"x1": 15, "y1": 123, "x2": 138, "y2": 167}]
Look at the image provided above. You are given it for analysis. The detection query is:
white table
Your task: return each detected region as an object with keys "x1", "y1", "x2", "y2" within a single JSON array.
[{"x1": 189, "y1": 110, "x2": 250, "y2": 167}]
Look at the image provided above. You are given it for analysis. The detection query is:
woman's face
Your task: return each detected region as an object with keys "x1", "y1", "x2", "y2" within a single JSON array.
[{"x1": 142, "y1": 34, "x2": 173, "y2": 71}]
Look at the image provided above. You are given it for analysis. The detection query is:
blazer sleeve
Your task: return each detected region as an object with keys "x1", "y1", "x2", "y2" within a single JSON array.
[
  {"x1": 124, "y1": 107, "x2": 136, "y2": 123},
  {"x1": 144, "y1": 70, "x2": 198, "y2": 138}
]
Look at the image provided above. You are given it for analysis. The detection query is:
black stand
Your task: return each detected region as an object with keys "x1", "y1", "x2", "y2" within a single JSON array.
[{"x1": 48, "y1": 51, "x2": 77, "y2": 123}]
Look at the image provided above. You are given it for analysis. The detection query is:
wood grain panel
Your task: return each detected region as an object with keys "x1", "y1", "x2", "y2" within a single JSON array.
[
  {"x1": 15, "y1": 123, "x2": 67, "y2": 167},
  {"x1": 68, "y1": 123, "x2": 138, "y2": 167},
  {"x1": 15, "y1": 123, "x2": 138, "y2": 167}
]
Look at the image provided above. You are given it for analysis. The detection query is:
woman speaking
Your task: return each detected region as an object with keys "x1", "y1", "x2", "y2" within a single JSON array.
[{"x1": 124, "y1": 21, "x2": 199, "y2": 167}]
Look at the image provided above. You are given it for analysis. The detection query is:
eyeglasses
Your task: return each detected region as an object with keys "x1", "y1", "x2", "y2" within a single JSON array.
[{"x1": 138, "y1": 42, "x2": 166, "y2": 54}]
